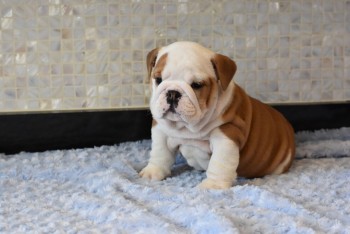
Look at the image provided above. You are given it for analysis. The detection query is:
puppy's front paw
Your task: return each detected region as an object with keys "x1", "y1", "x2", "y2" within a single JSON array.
[
  {"x1": 198, "y1": 178, "x2": 232, "y2": 190},
  {"x1": 139, "y1": 164, "x2": 170, "y2": 181}
]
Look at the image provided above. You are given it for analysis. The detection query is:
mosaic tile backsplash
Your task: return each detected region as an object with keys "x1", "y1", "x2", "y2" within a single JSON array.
[{"x1": 0, "y1": 0, "x2": 349, "y2": 112}]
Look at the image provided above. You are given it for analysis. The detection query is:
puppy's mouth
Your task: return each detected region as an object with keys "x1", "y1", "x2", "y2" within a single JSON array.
[
  {"x1": 168, "y1": 104, "x2": 177, "y2": 114},
  {"x1": 164, "y1": 107, "x2": 182, "y2": 122}
]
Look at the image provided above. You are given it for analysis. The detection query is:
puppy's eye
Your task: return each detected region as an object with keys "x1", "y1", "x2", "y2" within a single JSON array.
[
  {"x1": 155, "y1": 77, "x2": 162, "y2": 85},
  {"x1": 191, "y1": 82, "x2": 203, "y2": 90}
]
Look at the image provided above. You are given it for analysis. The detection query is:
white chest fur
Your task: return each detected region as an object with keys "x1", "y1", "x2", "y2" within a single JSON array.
[{"x1": 167, "y1": 136, "x2": 212, "y2": 170}]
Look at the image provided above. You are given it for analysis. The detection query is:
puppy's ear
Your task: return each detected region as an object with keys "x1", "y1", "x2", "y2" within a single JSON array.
[
  {"x1": 211, "y1": 54, "x2": 237, "y2": 90},
  {"x1": 146, "y1": 48, "x2": 159, "y2": 82}
]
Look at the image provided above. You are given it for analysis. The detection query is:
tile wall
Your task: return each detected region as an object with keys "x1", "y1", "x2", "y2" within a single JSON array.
[{"x1": 0, "y1": 0, "x2": 349, "y2": 112}]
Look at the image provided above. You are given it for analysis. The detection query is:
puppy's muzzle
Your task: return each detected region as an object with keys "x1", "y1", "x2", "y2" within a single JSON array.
[{"x1": 166, "y1": 90, "x2": 182, "y2": 113}]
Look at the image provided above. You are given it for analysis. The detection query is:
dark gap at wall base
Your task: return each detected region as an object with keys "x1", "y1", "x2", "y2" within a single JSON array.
[
  {"x1": 274, "y1": 103, "x2": 350, "y2": 132},
  {"x1": 0, "y1": 103, "x2": 349, "y2": 155},
  {"x1": 0, "y1": 110, "x2": 153, "y2": 155}
]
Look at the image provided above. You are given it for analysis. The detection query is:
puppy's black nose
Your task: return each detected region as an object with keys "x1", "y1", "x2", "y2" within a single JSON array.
[{"x1": 166, "y1": 90, "x2": 182, "y2": 111}]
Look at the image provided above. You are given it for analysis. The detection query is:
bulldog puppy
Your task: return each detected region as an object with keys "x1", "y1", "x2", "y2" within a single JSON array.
[{"x1": 140, "y1": 41, "x2": 295, "y2": 189}]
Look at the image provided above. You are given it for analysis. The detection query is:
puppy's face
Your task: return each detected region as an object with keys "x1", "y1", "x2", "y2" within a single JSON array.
[{"x1": 147, "y1": 42, "x2": 237, "y2": 128}]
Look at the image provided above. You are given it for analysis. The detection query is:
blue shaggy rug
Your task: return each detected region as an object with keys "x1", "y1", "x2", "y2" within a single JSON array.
[{"x1": 1, "y1": 128, "x2": 350, "y2": 233}]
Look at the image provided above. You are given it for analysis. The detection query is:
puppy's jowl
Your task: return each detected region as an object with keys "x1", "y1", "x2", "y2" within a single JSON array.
[{"x1": 140, "y1": 41, "x2": 295, "y2": 189}]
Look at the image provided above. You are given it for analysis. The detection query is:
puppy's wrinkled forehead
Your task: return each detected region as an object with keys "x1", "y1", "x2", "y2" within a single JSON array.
[{"x1": 157, "y1": 42, "x2": 216, "y2": 80}]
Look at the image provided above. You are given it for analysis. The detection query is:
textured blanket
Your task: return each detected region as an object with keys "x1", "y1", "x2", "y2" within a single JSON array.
[{"x1": 1, "y1": 128, "x2": 350, "y2": 233}]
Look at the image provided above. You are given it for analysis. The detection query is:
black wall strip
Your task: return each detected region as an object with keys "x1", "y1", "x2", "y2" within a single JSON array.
[
  {"x1": 0, "y1": 110, "x2": 152, "y2": 155},
  {"x1": 0, "y1": 103, "x2": 349, "y2": 154},
  {"x1": 274, "y1": 103, "x2": 350, "y2": 132}
]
